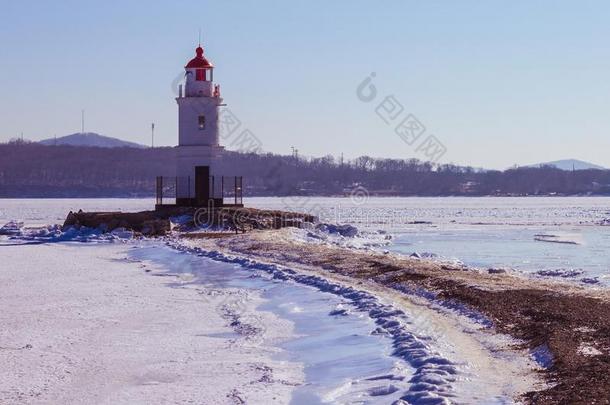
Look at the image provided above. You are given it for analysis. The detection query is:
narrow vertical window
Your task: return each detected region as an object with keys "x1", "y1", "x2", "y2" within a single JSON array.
[
  {"x1": 196, "y1": 69, "x2": 205, "y2": 81},
  {"x1": 198, "y1": 115, "x2": 206, "y2": 130}
]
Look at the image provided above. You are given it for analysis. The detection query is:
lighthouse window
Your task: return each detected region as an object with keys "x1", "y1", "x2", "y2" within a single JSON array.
[
  {"x1": 198, "y1": 115, "x2": 206, "y2": 130},
  {"x1": 196, "y1": 69, "x2": 206, "y2": 81}
]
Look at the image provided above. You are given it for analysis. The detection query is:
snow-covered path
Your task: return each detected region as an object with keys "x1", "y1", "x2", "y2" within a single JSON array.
[{"x1": 0, "y1": 242, "x2": 302, "y2": 404}]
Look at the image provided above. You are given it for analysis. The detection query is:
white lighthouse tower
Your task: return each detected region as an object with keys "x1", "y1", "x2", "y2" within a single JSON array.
[{"x1": 175, "y1": 44, "x2": 224, "y2": 205}]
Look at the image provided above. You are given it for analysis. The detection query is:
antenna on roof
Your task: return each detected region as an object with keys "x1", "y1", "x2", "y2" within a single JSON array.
[{"x1": 198, "y1": 28, "x2": 201, "y2": 46}]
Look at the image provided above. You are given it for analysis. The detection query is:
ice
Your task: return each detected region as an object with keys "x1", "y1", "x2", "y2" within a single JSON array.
[
  {"x1": 248, "y1": 196, "x2": 610, "y2": 230},
  {"x1": 368, "y1": 384, "x2": 400, "y2": 396},
  {"x1": 536, "y1": 268, "x2": 584, "y2": 278},
  {"x1": 4, "y1": 196, "x2": 598, "y2": 402},
  {"x1": 577, "y1": 344, "x2": 603, "y2": 356},
  {"x1": 328, "y1": 304, "x2": 350, "y2": 316},
  {"x1": 247, "y1": 196, "x2": 610, "y2": 286},
  {"x1": 177, "y1": 237, "x2": 541, "y2": 403},
  {"x1": 531, "y1": 344, "x2": 554, "y2": 368},
  {"x1": 315, "y1": 223, "x2": 359, "y2": 237},
  {"x1": 534, "y1": 233, "x2": 582, "y2": 245},
  {"x1": 0, "y1": 220, "x2": 23, "y2": 235},
  {"x1": 4, "y1": 197, "x2": 609, "y2": 286},
  {"x1": 172, "y1": 240, "x2": 464, "y2": 400},
  {"x1": 12, "y1": 224, "x2": 135, "y2": 243},
  {"x1": 0, "y1": 242, "x2": 302, "y2": 404}
]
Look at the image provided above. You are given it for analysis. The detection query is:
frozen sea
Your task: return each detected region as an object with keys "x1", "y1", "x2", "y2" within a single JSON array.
[
  {"x1": 1, "y1": 196, "x2": 609, "y2": 286},
  {"x1": 1, "y1": 196, "x2": 608, "y2": 403},
  {"x1": 251, "y1": 196, "x2": 610, "y2": 287}
]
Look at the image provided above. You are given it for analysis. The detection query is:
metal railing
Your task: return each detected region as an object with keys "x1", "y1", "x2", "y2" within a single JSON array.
[
  {"x1": 219, "y1": 176, "x2": 243, "y2": 206},
  {"x1": 156, "y1": 175, "x2": 243, "y2": 206},
  {"x1": 156, "y1": 176, "x2": 178, "y2": 205}
]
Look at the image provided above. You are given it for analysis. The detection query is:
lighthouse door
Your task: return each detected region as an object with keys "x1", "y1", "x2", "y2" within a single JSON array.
[{"x1": 195, "y1": 166, "x2": 210, "y2": 206}]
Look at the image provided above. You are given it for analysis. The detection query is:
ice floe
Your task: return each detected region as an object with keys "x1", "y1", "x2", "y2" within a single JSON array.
[
  {"x1": 0, "y1": 223, "x2": 135, "y2": 244},
  {"x1": 534, "y1": 233, "x2": 582, "y2": 245},
  {"x1": 0, "y1": 220, "x2": 23, "y2": 235}
]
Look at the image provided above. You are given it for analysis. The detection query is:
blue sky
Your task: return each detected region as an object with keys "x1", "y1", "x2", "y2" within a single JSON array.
[{"x1": 1, "y1": 0, "x2": 610, "y2": 169}]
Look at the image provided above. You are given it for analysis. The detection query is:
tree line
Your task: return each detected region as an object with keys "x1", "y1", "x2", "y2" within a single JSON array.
[{"x1": 1, "y1": 141, "x2": 609, "y2": 197}]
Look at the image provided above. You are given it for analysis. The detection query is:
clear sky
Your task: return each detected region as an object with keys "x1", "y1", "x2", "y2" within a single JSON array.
[{"x1": 2, "y1": 0, "x2": 610, "y2": 169}]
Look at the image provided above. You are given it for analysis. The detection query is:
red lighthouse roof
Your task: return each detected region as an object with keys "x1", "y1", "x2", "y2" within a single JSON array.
[{"x1": 185, "y1": 46, "x2": 213, "y2": 69}]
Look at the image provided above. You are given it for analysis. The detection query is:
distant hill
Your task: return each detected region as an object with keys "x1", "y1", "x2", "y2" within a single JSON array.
[
  {"x1": 39, "y1": 132, "x2": 146, "y2": 149},
  {"x1": 524, "y1": 159, "x2": 607, "y2": 171},
  {"x1": 2, "y1": 143, "x2": 610, "y2": 197}
]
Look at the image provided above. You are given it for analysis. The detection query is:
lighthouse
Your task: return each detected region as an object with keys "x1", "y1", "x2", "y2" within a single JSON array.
[
  {"x1": 155, "y1": 42, "x2": 242, "y2": 209},
  {"x1": 174, "y1": 44, "x2": 226, "y2": 206}
]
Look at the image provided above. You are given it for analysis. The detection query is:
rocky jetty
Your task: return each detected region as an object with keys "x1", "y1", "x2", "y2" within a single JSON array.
[{"x1": 63, "y1": 207, "x2": 315, "y2": 236}]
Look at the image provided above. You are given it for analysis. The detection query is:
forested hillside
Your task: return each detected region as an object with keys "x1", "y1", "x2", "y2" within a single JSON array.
[{"x1": 1, "y1": 141, "x2": 610, "y2": 197}]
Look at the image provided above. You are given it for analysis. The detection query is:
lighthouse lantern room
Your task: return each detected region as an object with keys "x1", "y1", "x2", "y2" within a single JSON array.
[{"x1": 155, "y1": 43, "x2": 243, "y2": 209}]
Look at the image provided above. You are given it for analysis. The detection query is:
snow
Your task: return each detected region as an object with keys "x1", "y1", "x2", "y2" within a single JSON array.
[
  {"x1": 0, "y1": 216, "x2": 543, "y2": 403},
  {"x1": 577, "y1": 344, "x2": 603, "y2": 357},
  {"x1": 0, "y1": 220, "x2": 23, "y2": 235},
  {"x1": 179, "y1": 234, "x2": 544, "y2": 403},
  {"x1": 3, "y1": 196, "x2": 603, "y2": 402},
  {"x1": 0, "y1": 242, "x2": 302, "y2": 404}
]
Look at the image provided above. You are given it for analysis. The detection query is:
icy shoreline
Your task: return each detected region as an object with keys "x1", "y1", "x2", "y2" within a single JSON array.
[
  {"x1": 176, "y1": 233, "x2": 543, "y2": 404},
  {"x1": 181, "y1": 227, "x2": 610, "y2": 404},
  {"x1": 0, "y1": 222, "x2": 546, "y2": 403},
  {"x1": 0, "y1": 242, "x2": 303, "y2": 404}
]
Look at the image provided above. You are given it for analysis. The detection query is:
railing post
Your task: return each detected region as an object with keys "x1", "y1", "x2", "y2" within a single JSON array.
[
  {"x1": 234, "y1": 176, "x2": 238, "y2": 206},
  {"x1": 155, "y1": 177, "x2": 158, "y2": 205}
]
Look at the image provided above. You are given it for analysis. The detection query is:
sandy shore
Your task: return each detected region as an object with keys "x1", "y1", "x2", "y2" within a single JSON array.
[
  {"x1": 185, "y1": 228, "x2": 610, "y2": 405},
  {"x1": 0, "y1": 242, "x2": 302, "y2": 404}
]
